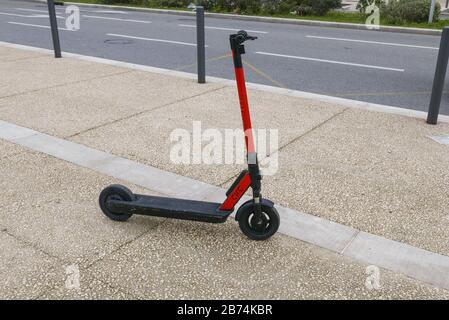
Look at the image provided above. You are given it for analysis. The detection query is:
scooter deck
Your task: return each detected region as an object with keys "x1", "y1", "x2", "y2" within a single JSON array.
[{"x1": 106, "y1": 194, "x2": 231, "y2": 223}]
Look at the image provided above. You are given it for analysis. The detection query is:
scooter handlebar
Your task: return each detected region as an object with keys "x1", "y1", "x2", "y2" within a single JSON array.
[{"x1": 233, "y1": 30, "x2": 258, "y2": 45}]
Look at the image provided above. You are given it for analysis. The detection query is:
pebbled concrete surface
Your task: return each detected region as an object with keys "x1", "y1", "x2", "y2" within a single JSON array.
[
  {"x1": 70, "y1": 86, "x2": 345, "y2": 186},
  {"x1": 0, "y1": 140, "x2": 166, "y2": 265},
  {"x1": 88, "y1": 219, "x2": 449, "y2": 300},
  {"x1": 1, "y1": 45, "x2": 449, "y2": 299},
  {"x1": 264, "y1": 108, "x2": 449, "y2": 257},
  {"x1": 0, "y1": 55, "x2": 126, "y2": 98}
]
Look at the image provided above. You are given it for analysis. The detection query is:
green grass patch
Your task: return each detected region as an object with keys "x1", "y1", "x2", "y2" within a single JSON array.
[{"x1": 65, "y1": 0, "x2": 449, "y2": 30}]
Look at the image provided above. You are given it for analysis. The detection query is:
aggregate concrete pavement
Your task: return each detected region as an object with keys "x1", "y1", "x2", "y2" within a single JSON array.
[
  {"x1": 266, "y1": 108, "x2": 449, "y2": 257},
  {"x1": 0, "y1": 67, "x2": 224, "y2": 137},
  {"x1": 1, "y1": 142, "x2": 449, "y2": 299},
  {"x1": 1, "y1": 44, "x2": 449, "y2": 299},
  {"x1": 69, "y1": 86, "x2": 346, "y2": 186}
]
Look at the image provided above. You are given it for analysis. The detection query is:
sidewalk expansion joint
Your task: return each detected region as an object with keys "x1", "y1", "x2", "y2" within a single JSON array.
[
  {"x1": 0, "y1": 54, "x2": 48, "y2": 65},
  {"x1": 1, "y1": 227, "x2": 64, "y2": 264},
  {"x1": 218, "y1": 108, "x2": 349, "y2": 188},
  {"x1": 84, "y1": 218, "x2": 168, "y2": 270},
  {"x1": 0, "y1": 70, "x2": 134, "y2": 104},
  {"x1": 340, "y1": 230, "x2": 361, "y2": 255},
  {"x1": 65, "y1": 85, "x2": 227, "y2": 139},
  {"x1": 276, "y1": 107, "x2": 349, "y2": 155}
]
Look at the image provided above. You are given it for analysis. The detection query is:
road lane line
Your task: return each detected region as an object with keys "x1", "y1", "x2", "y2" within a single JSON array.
[
  {"x1": 7, "y1": 22, "x2": 72, "y2": 31},
  {"x1": 0, "y1": 11, "x2": 64, "y2": 19},
  {"x1": 92, "y1": 10, "x2": 129, "y2": 14},
  {"x1": 178, "y1": 24, "x2": 268, "y2": 34},
  {"x1": 306, "y1": 35, "x2": 439, "y2": 50},
  {"x1": 15, "y1": 8, "x2": 59, "y2": 13},
  {"x1": 15, "y1": 7, "x2": 129, "y2": 14},
  {"x1": 106, "y1": 33, "x2": 205, "y2": 47},
  {"x1": 83, "y1": 15, "x2": 151, "y2": 23},
  {"x1": 256, "y1": 51, "x2": 405, "y2": 72},
  {"x1": 15, "y1": 8, "x2": 47, "y2": 13},
  {"x1": 0, "y1": 11, "x2": 36, "y2": 17}
]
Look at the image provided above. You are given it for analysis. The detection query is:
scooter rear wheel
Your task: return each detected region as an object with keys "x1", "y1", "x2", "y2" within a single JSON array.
[
  {"x1": 237, "y1": 202, "x2": 280, "y2": 241},
  {"x1": 99, "y1": 184, "x2": 135, "y2": 222}
]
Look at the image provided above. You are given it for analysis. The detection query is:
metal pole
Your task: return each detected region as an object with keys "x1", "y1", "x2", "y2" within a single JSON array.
[
  {"x1": 47, "y1": 0, "x2": 61, "y2": 58},
  {"x1": 196, "y1": 6, "x2": 206, "y2": 84},
  {"x1": 429, "y1": 0, "x2": 436, "y2": 24},
  {"x1": 427, "y1": 27, "x2": 449, "y2": 124}
]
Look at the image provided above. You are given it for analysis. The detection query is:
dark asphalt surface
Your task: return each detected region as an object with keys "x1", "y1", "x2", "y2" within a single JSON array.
[{"x1": 1, "y1": 0, "x2": 448, "y2": 115}]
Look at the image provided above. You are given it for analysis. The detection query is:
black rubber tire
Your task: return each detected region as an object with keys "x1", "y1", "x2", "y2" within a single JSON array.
[
  {"x1": 237, "y1": 202, "x2": 280, "y2": 241},
  {"x1": 99, "y1": 184, "x2": 135, "y2": 222}
]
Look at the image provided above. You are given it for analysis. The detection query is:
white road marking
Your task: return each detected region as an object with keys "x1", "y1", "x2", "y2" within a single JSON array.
[
  {"x1": 15, "y1": 8, "x2": 56, "y2": 13},
  {"x1": 106, "y1": 33, "x2": 205, "y2": 47},
  {"x1": 84, "y1": 15, "x2": 151, "y2": 23},
  {"x1": 256, "y1": 51, "x2": 405, "y2": 72},
  {"x1": 0, "y1": 11, "x2": 35, "y2": 17},
  {"x1": 15, "y1": 7, "x2": 129, "y2": 14},
  {"x1": 94, "y1": 10, "x2": 129, "y2": 14},
  {"x1": 15, "y1": 8, "x2": 46, "y2": 13},
  {"x1": 7, "y1": 21, "x2": 72, "y2": 31},
  {"x1": 0, "y1": 11, "x2": 63, "y2": 19},
  {"x1": 178, "y1": 24, "x2": 267, "y2": 34},
  {"x1": 306, "y1": 35, "x2": 439, "y2": 50}
]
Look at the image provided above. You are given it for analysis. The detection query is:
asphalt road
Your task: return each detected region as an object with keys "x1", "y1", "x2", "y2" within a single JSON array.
[{"x1": 1, "y1": 0, "x2": 448, "y2": 115}]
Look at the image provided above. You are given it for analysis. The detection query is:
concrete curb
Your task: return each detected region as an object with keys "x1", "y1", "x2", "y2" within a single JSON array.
[
  {"x1": 27, "y1": 0, "x2": 443, "y2": 36},
  {"x1": 1, "y1": 41, "x2": 448, "y2": 124},
  {"x1": 1, "y1": 120, "x2": 449, "y2": 291}
]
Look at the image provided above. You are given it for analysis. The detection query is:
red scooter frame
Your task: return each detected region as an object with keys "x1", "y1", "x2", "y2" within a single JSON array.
[
  {"x1": 98, "y1": 30, "x2": 280, "y2": 241},
  {"x1": 219, "y1": 31, "x2": 259, "y2": 212}
]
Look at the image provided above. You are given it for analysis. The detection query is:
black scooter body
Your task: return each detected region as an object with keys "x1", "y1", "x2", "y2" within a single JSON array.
[{"x1": 106, "y1": 194, "x2": 230, "y2": 223}]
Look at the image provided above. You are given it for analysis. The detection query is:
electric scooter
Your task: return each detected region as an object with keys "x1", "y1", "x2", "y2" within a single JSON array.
[{"x1": 99, "y1": 30, "x2": 280, "y2": 240}]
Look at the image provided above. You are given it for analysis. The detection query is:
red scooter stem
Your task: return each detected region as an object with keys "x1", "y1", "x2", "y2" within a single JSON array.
[
  {"x1": 233, "y1": 56, "x2": 256, "y2": 154},
  {"x1": 219, "y1": 34, "x2": 259, "y2": 212}
]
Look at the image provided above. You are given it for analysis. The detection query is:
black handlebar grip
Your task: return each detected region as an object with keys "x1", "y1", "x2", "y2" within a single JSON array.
[{"x1": 237, "y1": 30, "x2": 258, "y2": 42}]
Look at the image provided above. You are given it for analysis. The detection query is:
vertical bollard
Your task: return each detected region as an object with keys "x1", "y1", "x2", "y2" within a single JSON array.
[
  {"x1": 196, "y1": 6, "x2": 206, "y2": 84},
  {"x1": 429, "y1": 0, "x2": 436, "y2": 24},
  {"x1": 47, "y1": 0, "x2": 62, "y2": 58},
  {"x1": 427, "y1": 27, "x2": 449, "y2": 124}
]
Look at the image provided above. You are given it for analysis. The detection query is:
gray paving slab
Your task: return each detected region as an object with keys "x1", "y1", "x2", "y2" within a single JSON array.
[
  {"x1": 88, "y1": 219, "x2": 449, "y2": 299},
  {"x1": 0, "y1": 45, "x2": 45, "y2": 62},
  {"x1": 70, "y1": 86, "x2": 345, "y2": 186},
  {"x1": 265, "y1": 108, "x2": 449, "y2": 257},
  {"x1": 0, "y1": 139, "x2": 25, "y2": 159},
  {"x1": 39, "y1": 269, "x2": 134, "y2": 300},
  {"x1": 0, "y1": 144, "x2": 165, "y2": 264},
  {"x1": 0, "y1": 69, "x2": 224, "y2": 137},
  {"x1": 0, "y1": 56, "x2": 127, "y2": 98},
  {"x1": 0, "y1": 231, "x2": 59, "y2": 299}
]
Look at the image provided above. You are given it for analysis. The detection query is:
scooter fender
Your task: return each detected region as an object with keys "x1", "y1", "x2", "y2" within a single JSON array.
[{"x1": 235, "y1": 199, "x2": 275, "y2": 221}]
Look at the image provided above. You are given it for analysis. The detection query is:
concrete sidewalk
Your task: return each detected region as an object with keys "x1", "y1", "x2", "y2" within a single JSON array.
[{"x1": 1, "y1": 44, "x2": 449, "y2": 299}]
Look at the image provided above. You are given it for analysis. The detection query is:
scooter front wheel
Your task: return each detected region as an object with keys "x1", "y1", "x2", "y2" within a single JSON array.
[
  {"x1": 99, "y1": 184, "x2": 135, "y2": 222},
  {"x1": 237, "y1": 202, "x2": 280, "y2": 241}
]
